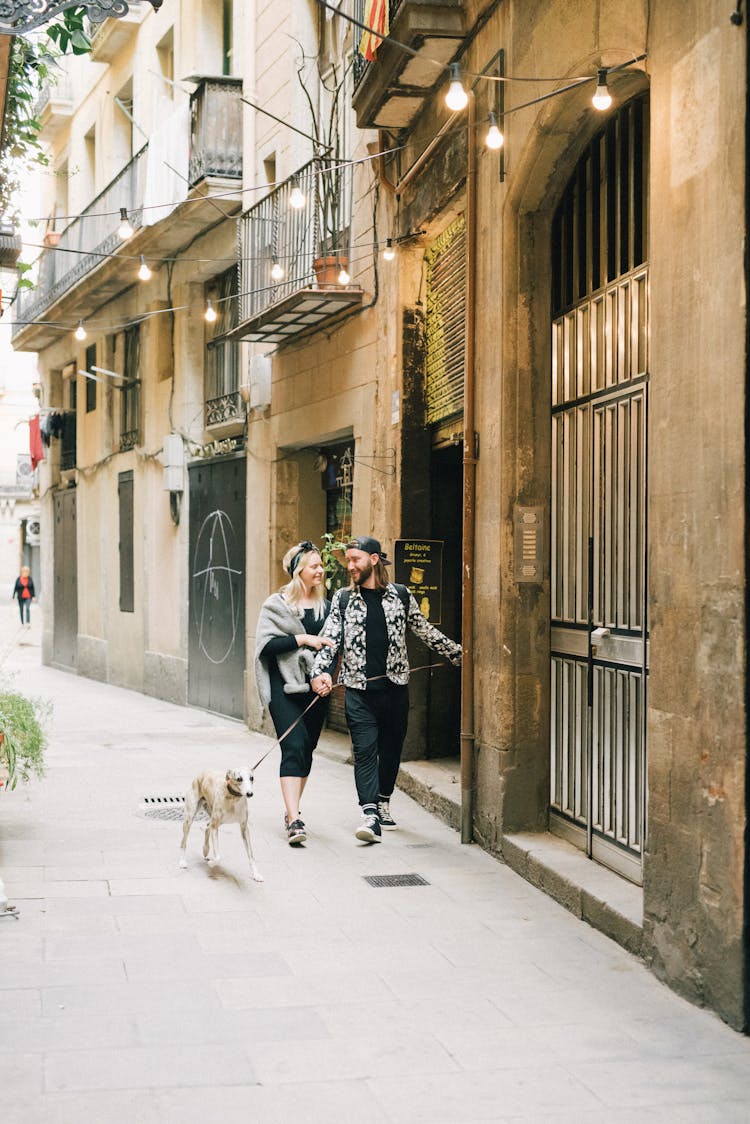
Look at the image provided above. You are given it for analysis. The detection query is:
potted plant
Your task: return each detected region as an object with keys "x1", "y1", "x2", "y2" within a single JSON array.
[
  {"x1": 296, "y1": 51, "x2": 352, "y2": 286},
  {"x1": 320, "y1": 530, "x2": 349, "y2": 594},
  {"x1": 0, "y1": 682, "x2": 50, "y2": 791}
]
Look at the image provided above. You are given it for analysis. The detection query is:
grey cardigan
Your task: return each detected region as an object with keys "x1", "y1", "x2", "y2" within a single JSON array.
[{"x1": 254, "y1": 593, "x2": 315, "y2": 707}]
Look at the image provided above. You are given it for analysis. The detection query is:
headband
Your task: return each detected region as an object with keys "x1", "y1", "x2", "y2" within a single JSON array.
[{"x1": 287, "y1": 541, "x2": 315, "y2": 577}]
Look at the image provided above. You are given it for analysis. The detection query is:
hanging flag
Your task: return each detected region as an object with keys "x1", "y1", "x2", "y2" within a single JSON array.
[{"x1": 360, "y1": 0, "x2": 389, "y2": 62}]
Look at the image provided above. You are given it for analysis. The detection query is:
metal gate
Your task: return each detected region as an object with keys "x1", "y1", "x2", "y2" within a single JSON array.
[
  {"x1": 188, "y1": 456, "x2": 246, "y2": 718},
  {"x1": 53, "y1": 488, "x2": 77, "y2": 669},
  {"x1": 549, "y1": 98, "x2": 649, "y2": 883}
]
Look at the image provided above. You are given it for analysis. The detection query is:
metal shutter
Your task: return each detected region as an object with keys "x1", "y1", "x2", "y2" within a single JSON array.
[{"x1": 425, "y1": 215, "x2": 466, "y2": 425}]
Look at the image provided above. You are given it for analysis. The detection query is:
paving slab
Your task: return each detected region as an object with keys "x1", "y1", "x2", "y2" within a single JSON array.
[{"x1": 2, "y1": 606, "x2": 750, "y2": 1122}]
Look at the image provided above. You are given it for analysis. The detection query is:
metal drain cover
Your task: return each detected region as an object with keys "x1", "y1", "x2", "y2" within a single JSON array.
[
  {"x1": 363, "y1": 873, "x2": 430, "y2": 888},
  {"x1": 139, "y1": 795, "x2": 208, "y2": 823}
]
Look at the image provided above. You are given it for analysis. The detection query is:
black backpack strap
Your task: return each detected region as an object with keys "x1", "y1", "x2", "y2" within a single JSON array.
[{"x1": 394, "y1": 583, "x2": 410, "y2": 612}]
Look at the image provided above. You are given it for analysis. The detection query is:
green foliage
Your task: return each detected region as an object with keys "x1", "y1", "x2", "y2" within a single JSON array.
[
  {"x1": 0, "y1": 8, "x2": 91, "y2": 220},
  {"x1": 0, "y1": 685, "x2": 51, "y2": 790},
  {"x1": 320, "y1": 531, "x2": 349, "y2": 593}
]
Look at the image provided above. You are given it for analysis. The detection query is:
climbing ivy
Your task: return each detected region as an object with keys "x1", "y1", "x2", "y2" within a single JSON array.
[{"x1": 0, "y1": 8, "x2": 91, "y2": 221}]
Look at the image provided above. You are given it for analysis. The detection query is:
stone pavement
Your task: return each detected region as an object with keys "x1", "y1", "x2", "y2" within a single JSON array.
[{"x1": 2, "y1": 607, "x2": 750, "y2": 1123}]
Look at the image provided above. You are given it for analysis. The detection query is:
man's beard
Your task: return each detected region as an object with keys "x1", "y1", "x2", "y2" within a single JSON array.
[{"x1": 352, "y1": 561, "x2": 373, "y2": 584}]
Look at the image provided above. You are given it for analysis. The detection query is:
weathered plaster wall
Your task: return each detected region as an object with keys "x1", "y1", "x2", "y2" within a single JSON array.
[{"x1": 645, "y1": 6, "x2": 747, "y2": 1028}]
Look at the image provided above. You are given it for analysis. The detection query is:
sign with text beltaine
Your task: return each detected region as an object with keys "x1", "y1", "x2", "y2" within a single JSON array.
[{"x1": 394, "y1": 539, "x2": 444, "y2": 625}]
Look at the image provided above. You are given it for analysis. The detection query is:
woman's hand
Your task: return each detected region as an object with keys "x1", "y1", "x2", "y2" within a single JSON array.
[
  {"x1": 311, "y1": 673, "x2": 333, "y2": 696},
  {"x1": 296, "y1": 634, "x2": 335, "y2": 650}
]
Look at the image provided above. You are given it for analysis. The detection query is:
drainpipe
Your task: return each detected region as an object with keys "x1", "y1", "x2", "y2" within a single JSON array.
[{"x1": 460, "y1": 91, "x2": 477, "y2": 843}]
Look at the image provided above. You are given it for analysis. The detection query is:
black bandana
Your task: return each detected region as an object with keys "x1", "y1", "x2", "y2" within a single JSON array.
[{"x1": 287, "y1": 541, "x2": 315, "y2": 577}]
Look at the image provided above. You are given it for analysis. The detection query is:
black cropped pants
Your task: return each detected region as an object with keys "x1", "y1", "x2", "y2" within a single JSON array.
[{"x1": 344, "y1": 684, "x2": 409, "y2": 808}]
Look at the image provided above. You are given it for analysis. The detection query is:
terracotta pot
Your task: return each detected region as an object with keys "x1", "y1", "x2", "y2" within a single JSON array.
[
  {"x1": 43, "y1": 231, "x2": 61, "y2": 248},
  {"x1": 312, "y1": 255, "x2": 348, "y2": 288}
]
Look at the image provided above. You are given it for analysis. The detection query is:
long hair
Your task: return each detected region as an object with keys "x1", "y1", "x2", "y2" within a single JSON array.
[{"x1": 280, "y1": 544, "x2": 326, "y2": 620}]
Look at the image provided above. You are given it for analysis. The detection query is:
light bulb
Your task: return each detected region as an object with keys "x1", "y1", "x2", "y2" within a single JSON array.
[
  {"x1": 204, "y1": 300, "x2": 217, "y2": 323},
  {"x1": 485, "y1": 112, "x2": 504, "y2": 150},
  {"x1": 75, "y1": 321, "x2": 86, "y2": 341},
  {"x1": 289, "y1": 178, "x2": 306, "y2": 209},
  {"x1": 445, "y1": 63, "x2": 468, "y2": 112},
  {"x1": 138, "y1": 255, "x2": 151, "y2": 281},
  {"x1": 592, "y1": 69, "x2": 612, "y2": 111},
  {"x1": 117, "y1": 207, "x2": 134, "y2": 240},
  {"x1": 337, "y1": 266, "x2": 351, "y2": 285},
  {"x1": 271, "y1": 260, "x2": 284, "y2": 281},
  {"x1": 383, "y1": 238, "x2": 396, "y2": 262}
]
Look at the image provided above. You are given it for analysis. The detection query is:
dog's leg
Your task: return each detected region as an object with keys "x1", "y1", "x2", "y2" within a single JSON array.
[
  {"x1": 179, "y1": 789, "x2": 198, "y2": 869},
  {"x1": 240, "y1": 820, "x2": 264, "y2": 882},
  {"x1": 204, "y1": 820, "x2": 221, "y2": 864}
]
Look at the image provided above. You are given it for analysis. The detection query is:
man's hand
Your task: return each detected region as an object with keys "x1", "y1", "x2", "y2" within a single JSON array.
[{"x1": 311, "y1": 673, "x2": 333, "y2": 696}]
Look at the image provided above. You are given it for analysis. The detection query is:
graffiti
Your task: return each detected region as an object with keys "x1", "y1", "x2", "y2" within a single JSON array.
[{"x1": 191, "y1": 509, "x2": 243, "y2": 665}]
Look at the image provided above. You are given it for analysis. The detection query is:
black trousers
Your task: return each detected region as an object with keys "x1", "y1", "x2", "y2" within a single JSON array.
[
  {"x1": 17, "y1": 599, "x2": 30, "y2": 624},
  {"x1": 344, "y1": 685, "x2": 409, "y2": 808},
  {"x1": 268, "y1": 689, "x2": 328, "y2": 778}
]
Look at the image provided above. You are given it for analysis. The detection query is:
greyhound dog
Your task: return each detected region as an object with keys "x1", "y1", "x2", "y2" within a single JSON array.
[{"x1": 179, "y1": 768, "x2": 263, "y2": 881}]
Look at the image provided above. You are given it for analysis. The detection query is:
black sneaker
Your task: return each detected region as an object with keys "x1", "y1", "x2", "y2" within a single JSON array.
[
  {"x1": 355, "y1": 813, "x2": 382, "y2": 844},
  {"x1": 377, "y1": 799, "x2": 397, "y2": 828},
  {"x1": 287, "y1": 819, "x2": 307, "y2": 845}
]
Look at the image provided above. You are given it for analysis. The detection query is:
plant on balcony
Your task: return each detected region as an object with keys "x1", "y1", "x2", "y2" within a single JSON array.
[
  {"x1": 0, "y1": 679, "x2": 50, "y2": 792},
  {"x1": 295, "y1": 49, "x2": 352, "y2": 271}
]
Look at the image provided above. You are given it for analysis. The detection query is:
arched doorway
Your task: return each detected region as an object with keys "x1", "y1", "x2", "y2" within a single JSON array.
[{"x1": 549, "y1": 95, "x2": 649, "y2": 883}]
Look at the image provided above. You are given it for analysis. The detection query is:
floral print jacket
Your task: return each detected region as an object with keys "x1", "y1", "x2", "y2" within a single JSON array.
[{"x1": 310, "y1": 583, "x2": 462, "y2": 689}]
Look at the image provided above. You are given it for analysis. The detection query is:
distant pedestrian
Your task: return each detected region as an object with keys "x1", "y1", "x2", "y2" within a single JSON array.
[
  {"x1": 311, "y1": 536, "x2": 462, "y2": 844},
  {"x1": 255, "y1": 542, "x2": 334, "y2": 846},
  {"x1": 12, "y1": 566, "x2": 35, "y2": 627}
]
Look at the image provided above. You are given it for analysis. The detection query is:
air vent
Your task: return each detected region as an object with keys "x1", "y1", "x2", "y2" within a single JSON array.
[{"x1": 363, "y1": 873, "x2": 430, "y2": 888}]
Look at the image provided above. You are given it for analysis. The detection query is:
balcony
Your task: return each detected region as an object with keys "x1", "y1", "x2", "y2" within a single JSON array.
[
  {"x1": 228, "y1": 160, "x2": 363, "y2": 348},
  {"x1": 352, "y1": 0, "x2": 466, "y2": 130},
  {"x1": 12, "y1": 78, "x2": 243, "y2": 349},
  {"x1": 35, "y1": 75, "x2": 74, "y2": 142},
  {"x1": 88, "y1": 3, "x2": 146, "y2": 63}
]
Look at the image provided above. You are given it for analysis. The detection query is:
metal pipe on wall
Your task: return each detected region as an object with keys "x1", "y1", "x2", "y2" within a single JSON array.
[{"x1": 460, "y1": 91, "x2": 477, "y2": 843}]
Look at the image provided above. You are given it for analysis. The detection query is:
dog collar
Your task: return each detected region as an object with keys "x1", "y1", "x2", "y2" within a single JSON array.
[{"x1": 226, "y1": 781, "x2": 243, "y2": 798}]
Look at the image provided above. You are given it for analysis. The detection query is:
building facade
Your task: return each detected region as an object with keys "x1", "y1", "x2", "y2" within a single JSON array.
[{"x1": 12, "y1": 0, "x2": 749, "y2": 1030}]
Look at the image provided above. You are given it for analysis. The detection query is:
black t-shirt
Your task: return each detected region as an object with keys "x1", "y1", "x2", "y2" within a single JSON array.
[{"x1": 360, "y1": 587, "x2": 388, "y2": 690}]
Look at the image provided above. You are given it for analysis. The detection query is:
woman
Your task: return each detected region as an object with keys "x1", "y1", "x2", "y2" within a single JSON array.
[
  {"x1": 12, "y1": 566, "x2": 35, "y2": 627},
  {"x1": 255, "y1": 541, "x2": 333, "y2": 845}
]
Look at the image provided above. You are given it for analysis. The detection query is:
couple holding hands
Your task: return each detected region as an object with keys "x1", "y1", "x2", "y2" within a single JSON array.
[{"x1": 255, "y1": 536, "x2": 462, "y2": 846}]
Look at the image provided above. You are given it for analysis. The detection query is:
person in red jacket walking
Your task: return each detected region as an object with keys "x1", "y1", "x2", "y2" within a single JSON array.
[{"x1": 12, "y1": 566, "x2": 35, "y2": 627}]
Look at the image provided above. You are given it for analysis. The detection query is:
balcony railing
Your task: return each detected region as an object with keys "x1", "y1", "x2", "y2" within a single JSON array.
[
  {"x1": 231, "y1": 158, "x2": 362, "y2": 345},
  {"x1": 15, "y1": 145, "x2": 148, "y2": 330},
  {"x1": 189, "y1": 77, "x2": 243, "y2": 186},
  {"x1": 13, "y1": 78, "x2": 243, "y2": 337},
  {"x1": 352, "y1": 0, "x2": 403, "y2": 88}
]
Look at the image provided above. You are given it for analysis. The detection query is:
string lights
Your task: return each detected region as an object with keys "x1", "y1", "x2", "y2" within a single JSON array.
[
  {"x1": 204, "y1": 300, "x2": 217, "y2": 323},
  {"x1": 117, "y1": 208, "x2": 134, "y2": 240},
  {"x1": 271, "y1": 259, "x2": 285, "y2": 281},
  {"x1": 445, "y1": 64, "x2": 469, "y2": 112},
  {"x1": 289, "y1": 177, "x2": 306, "y2": 209},
  {"x1": 337, "y1": 264, "x2": 351, "y2": 285},
  {"x1": 137, "y1": 255, "x2": 151, "y2": 281},
  {"x1": 383, "y1": 238, "x2": 396, "y2": 262},
  {"x1": 485, "y1": 113, "x2": 504, "y2": 150},
  {"x1": 592, "y1": 69, "x2": 613, "y2": 111},
  {"x1": 74, "y1": 321, "x2": 86, "y2": 340}
]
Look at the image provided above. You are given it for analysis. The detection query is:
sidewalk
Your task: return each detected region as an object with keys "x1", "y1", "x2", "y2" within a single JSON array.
[{"x1": 1, "y1": 610, "x2": 750, "y2": 1123}]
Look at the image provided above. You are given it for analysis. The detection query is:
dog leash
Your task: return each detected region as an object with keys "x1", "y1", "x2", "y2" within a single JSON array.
[{"x1": 250, "y1": 662, "x2": 449, "y2": 770}]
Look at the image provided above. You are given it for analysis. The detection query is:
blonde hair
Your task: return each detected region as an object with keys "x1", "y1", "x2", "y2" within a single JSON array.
[{"x1": 280, "y1": 543, "x2": 326, "y2": 620}]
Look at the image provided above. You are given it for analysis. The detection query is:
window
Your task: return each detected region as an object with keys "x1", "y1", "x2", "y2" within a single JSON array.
[
  {"x1": 113, "y1": 78, "x2": 135, "y2": 166},
  {"x1": 84, "y1": 125, "x2": 96, "y2": 202},
  {"x1": 205, "y1": 268, "x2": 240, "y2": 424},
  {"x1": 120, "y1": 325, "x2": 140, "y2": 450},
  {"x1": 156, "y1": 28, "x2": 174, "y2": 101},
  {"x1": 263, "y1": 153, "x2": 276, "y2": 187},
  {"x1": 85, "y1": 343, "x2": 96, "y2": 412},
  {"x1": 222, "y1": 0, "x2": 233, "y2": 75},
  {"x1": 118, "y1": 470, "x2": 134, "y2": 612}
]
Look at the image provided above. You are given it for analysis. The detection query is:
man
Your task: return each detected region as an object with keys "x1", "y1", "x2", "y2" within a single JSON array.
[{"x1": 311, "y1": 536, "x2": 462, "y2": 843}]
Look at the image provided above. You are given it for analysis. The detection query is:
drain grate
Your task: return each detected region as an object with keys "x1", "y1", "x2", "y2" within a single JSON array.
[
  {"x1": 139, "y1": 795, "x2": 208, "y2": 823},
  {"x1": 363, "y1": 873, "x2": 430, "y2": 888}
]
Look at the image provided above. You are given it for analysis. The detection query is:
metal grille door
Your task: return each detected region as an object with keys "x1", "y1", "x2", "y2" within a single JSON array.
[
  {"x1": 188, "y1": 457, "x2": 246, "y2": 718},
  {"x1": 53, "y1": 488, "x2": 77, "y2": 669},
  {"x1": 549, "y1": 97, "x2": 649, "y2": 883}
]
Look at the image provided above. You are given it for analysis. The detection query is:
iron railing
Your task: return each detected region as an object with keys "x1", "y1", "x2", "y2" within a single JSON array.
[
  {"x1": 189, "y1": 77, "x2": 243, "y2": 185},
  {"x1": 352, "y1": 0, "x2": 404, "y2": 87},
  {"x1": 34, "y1": 73, "x2": 73, "y2": 117},
  {"x1": 14, "y1": 78, "x2": 243, "y2": 333},
  {"x1": 238, "y1": 158, "x2": 353, "y2": 325}
]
